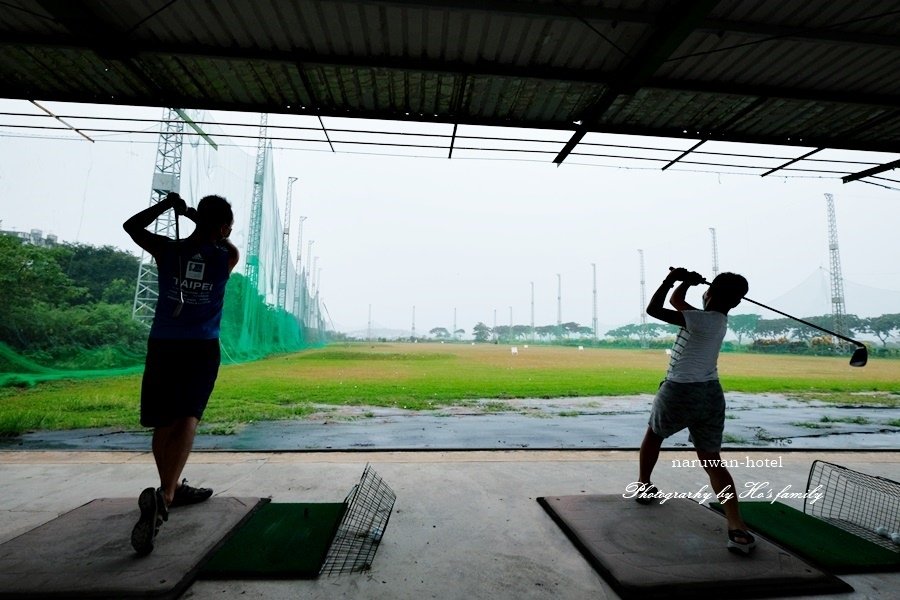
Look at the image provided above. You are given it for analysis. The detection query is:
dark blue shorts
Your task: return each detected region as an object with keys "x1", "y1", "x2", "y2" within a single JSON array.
[{"x1": 140, "y1": 338, "x2": 221, "y2": 427}]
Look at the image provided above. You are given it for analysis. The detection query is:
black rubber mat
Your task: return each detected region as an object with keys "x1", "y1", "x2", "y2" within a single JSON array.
[
  {"x1": 538, "y1": 494, "x2": 852, "y2": 599},
  {"x1": 0, "y1": 496, "x2": 265, "y2": 599}
]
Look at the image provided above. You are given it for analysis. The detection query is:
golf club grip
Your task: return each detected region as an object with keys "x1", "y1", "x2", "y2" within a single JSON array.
[{"x1": 666, "y1": 266, "x2": 708, "y2": 284}]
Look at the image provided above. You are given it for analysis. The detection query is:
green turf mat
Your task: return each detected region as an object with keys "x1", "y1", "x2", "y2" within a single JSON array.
[
  {"x1": 200, "y1": 502, "x2": 346, "y2": 579},
  {"x1": 710, "y1": 501, "x2": 900, "y2": 573}
]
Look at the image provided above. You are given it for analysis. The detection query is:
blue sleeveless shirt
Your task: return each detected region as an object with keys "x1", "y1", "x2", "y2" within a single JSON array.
[{"x1": 150, "y1": 240, "x2": 231, "y2": 340}]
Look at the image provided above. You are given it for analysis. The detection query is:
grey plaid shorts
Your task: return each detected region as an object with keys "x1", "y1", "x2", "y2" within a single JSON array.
[{"x1": 648, "y1": 380, "x2": 726, "y2": 452}]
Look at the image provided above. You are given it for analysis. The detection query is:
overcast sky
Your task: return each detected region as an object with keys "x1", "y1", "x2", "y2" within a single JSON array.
[{"x1": 2, "y1": 100, "x2": 899, "y2": 335}]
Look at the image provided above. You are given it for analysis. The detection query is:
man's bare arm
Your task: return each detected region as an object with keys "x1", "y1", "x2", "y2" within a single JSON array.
[
  {"x1": 646, "y1": 274, "x2": 685, "y2": 328},
  {"x1": 123, "y1": 193, "x2": 188, "y2": 256}
]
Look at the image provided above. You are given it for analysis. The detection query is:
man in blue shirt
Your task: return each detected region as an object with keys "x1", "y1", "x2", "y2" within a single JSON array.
[{"x1": 124, "y1": 192, "x2": 239, "y2": 555}]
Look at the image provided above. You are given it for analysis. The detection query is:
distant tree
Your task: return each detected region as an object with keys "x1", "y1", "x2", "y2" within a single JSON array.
[
  {"x1": 606, "y1": 323, "x2": 676, "y2": 340},
  {"x1": 454, "y1": 328, "x2": 465, "y2": 338},
  {"x1": 756, "y1": 318, "x2": 792, "y2": 340},
  {"x1": 48, "y1": 243, "x2": 139, "y2": 305},
  {"x1": 860, "y1": 314, "x2": 900, "y2": 347},
  {"x1": 101, "y1": 278, "x2": 135, "y2": 305},
  {"x1": 560, "y1": 321, "x2": 581, "y2": 338},
  {"x1": 473, "y1": 322, "x2": 491, "y2": 343},
  {"x1": 0, "y1": 236, "x2": 85, "y2": 349},
  {"x1": 535, "y1": 325, "x2": 556, "y2": 340},
  {"x1": 606, "y1": 323, "x2": 642, "y2": 339},
  {"x1": 575, "y1": 325, "x2": 593, "y2": 337},
  {"x1": 512, "y1": 324, "x2": 530, "y2": 340},
  {"x1": 429, "y1": 327, "x2": 450, "y2": 339},
  {"x1": 494, "y1": 325, "x2": 512, "y2": 342},
  {"x1": 728, "y1": 313, "x2": 759, "y2": 344}
]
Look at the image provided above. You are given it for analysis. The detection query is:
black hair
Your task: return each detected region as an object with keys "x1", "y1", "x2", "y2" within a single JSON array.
[
  {"x1": 709, "y1": 272, "x2": 748, "y2": 310},
  {"x1": 196, "y1": 195, "x2": 233, "y2": 229}
]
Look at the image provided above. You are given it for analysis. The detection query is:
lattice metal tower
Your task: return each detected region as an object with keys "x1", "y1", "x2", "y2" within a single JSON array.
[
  {"x1": 245, "y1": 114, "x2": 269, "y2": 292},
  {"x1": 132, "y1": 108, "x2": 184, "y2": 324},
  {"x1": 709, "y1": 227, "x2": 719, "y2": 278},
  {"x1": 293, "y1": 215, "x2": 307, "y2": 321},
  {"x1": 638, "y1": 249, "x2": 648, "y2": 348},
  {"x1": 825, "y1": 193, "x2": 848, "y2": 340},
  {"x1": 277, "y1": 177, "x2": 297, "y2": 310}
]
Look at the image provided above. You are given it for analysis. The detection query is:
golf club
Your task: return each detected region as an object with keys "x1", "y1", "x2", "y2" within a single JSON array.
[
  {"x1": 172, "y1": 210, "x2": 184, "y2": 318},
  {"x1": 669, "y1": 268, "x2": 867, "y2": 367}
]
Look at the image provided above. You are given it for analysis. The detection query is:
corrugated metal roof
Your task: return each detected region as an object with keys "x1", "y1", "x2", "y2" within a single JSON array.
[{"x1": 1, "y1": 0, "x2": 899, "y2": 177}]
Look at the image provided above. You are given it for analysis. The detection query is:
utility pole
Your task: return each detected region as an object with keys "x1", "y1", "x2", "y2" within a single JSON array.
[
  {"x1": 638, "y1": 249, "x2": 648, "y2": 349},
  {"x1": 493, "y1": 308, "x2": 497, "y2": 342},
  {"x1": 530, "y1": 281, "x2": 535, "y2": 343},
  {"x1": 825, "y1": 193, "x2": 848, "y2": 341},
  {"x1": 591, "y1": 262, "x2": 598, "y2": 341},
  {"x1": 305, "y1": 240, "x2": 314, "y2": 324},
  {"x1": 277, "y1": 176, "x2": 297, "y2": 310},
  {"x1": 311, "y1": 256, "x2": 319, "y2": 303},
  {"x1": 293, "y1": 215, "x2": 307, "y2": 321},
  {"x1": 453, "y1": 307, "x2": 457, "y2": 339},
  {"x1": 411, "y1": 305, "x2": 416, "y2": 341},
  {"x1": 710, "y1": 227, "x2": 719, "y2": 278},
  {"x1": 367, "y1": 304, "x2": 372, "y2": 341},
  {"x1": 509, "y1": 306, "x2": 513, "y2": 343},
  {"x1": 556, "y1": 273, "x2": 562, "y2": 326},
  {"x1": 556, "y1": 273, "x2": 562, "y2": 340}
]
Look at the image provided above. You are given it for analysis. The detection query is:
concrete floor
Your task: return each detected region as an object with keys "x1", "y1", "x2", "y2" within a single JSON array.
[{"x1": 1, "y1": 450, "x2": 898, "y2": 599}]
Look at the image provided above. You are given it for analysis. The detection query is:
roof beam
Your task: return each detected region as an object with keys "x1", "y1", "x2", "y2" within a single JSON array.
[
  {"x1": 760, "y1": 148, "x2": 823, "y2": 177},
  {"x1": 842, "y1": 158, "x2": 900, "y2": 183},
  {"x1": 553, "y1": 0, "x2": 722, "y2": 165},
  {"x1": 2, "y1": 81, "x2": 899, "y2": 155}
]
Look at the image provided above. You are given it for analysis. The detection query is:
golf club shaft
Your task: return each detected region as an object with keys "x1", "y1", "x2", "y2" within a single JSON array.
[
  {"x1": 173, "y1": 210, "x2": 184, "y2": 317},
  {"x1": 739, "y1": 296, "x2": 863, "y2": 348}
]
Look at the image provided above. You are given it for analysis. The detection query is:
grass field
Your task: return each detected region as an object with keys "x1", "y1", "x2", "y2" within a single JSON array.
[{"x1": 1, "y1": 342, "x2": 897, "y2": 436}]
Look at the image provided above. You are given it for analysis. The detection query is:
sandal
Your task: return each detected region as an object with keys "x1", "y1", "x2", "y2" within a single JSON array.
[
  {"x1": 727, "y1": 528, "x2": 757, "y2": 555},
  {"x1": 634, "y1": 483, "x2": 659, "y2": 505}
]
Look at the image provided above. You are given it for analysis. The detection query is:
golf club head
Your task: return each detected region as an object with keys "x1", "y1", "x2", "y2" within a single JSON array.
[{"x1": 849, "y1": 346, "x2": 868, "y2": 368}]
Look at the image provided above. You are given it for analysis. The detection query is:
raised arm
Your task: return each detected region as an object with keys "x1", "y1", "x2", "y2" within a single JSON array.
[
  {"x1": 646, "y1": 267, "x2": 704, "y2": 327},
  {"x1": 123, "y1": 193, "x2": 194, "y2": 256}
]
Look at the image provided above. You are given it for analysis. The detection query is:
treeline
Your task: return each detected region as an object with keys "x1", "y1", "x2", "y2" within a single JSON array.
[
  {"x1": 410, "y1": 313, "x2": 900, "y2": 356},
  {"x1": 609, "y1": 313, "x2": 900, "y2": 349},
  {"x1": 0, "y1": 235, "x2": 146, "y2": 370},
  {"x1": 0, "y1": 235, "x2": 321, "y2": 382},
  {"x1": 423, "y1": 313, "x2": 899, "y2": 356}
]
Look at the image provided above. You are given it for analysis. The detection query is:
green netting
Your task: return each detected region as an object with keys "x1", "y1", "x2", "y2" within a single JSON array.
[{"x1": 0, "y1": 110, "x2": 325, "y2": 388}]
